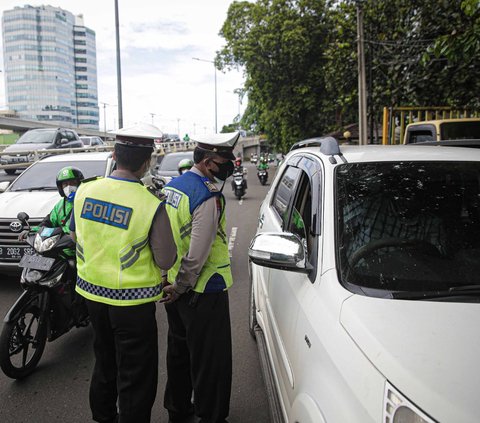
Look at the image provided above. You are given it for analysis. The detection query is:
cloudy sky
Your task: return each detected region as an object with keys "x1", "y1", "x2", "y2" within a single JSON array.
[{"x1": 0, "y1": 0, "x2": 246, "y2": 137}]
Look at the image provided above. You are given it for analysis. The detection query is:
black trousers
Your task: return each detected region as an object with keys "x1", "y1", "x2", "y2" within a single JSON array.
[
  {"x1": 86, "y1": 299, "x2": 158, "y2": 423},
  {"x1": 164, "y1": 290, "x2": 232, "y2": 423}
]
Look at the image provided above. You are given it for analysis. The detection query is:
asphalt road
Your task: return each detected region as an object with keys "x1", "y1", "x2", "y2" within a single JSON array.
[{"x1": 0, "y1": 163, "x2": 274, "y2": 423}]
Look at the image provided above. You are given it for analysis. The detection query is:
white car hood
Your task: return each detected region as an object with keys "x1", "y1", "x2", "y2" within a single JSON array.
[
  {"x1": 0, "y1": 191, "x2": 60, "y2": 218},
  {"x1": 341, "y1": 295, "x2": 480, "y2": 422}
]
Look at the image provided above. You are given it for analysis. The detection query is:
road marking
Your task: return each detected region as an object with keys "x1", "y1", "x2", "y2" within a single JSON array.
[{"x1": 228, "y1": 227, "x2": 237, "y2": 257}]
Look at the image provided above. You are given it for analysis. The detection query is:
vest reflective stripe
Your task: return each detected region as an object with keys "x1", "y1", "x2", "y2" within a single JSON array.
[
  {"x1": 74, "y1": 177, "x2": 162, "y2": 306},
  {"x1": 163, "y1": 172, "x2": 233, "y2": 293},
  {"x1": 76, "y1": 242, "x2": 85, "y2": 261},
  {"x1": 77, "y1": 277, "x2": 162, "y2": 301},
  {"x1": 119, "y1": 236, "x2": 149, "y2": 269}
]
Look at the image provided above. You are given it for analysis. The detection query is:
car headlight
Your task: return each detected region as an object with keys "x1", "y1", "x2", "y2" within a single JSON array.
[
  {"x1": 34, "y1": 233, "x2": 60, "y2": 252},
  {"x1": 384, "y1": 382, "x2": 436, "y2": 423}
]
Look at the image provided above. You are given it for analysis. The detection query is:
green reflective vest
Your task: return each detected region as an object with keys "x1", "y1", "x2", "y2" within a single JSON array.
[
  {"x1": 74, "y1": 177, "x2": 162, "y2": 306},
  {"x1": 163, "y1": 172, "x2": 233, "y2": 293}
]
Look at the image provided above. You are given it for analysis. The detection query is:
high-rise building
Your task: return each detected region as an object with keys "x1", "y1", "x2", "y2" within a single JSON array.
[{"x1": 1, "y1": 5, "x2": 99, "y2": 129}]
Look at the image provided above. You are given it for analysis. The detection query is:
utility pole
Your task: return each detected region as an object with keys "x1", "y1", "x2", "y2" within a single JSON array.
[
  {"x1": 357, "y1": 1, "x2": 368, "y2": 145},
  {"x1": 114, "y1": 0, "x2": 124, "y2": 129},
  {"x1": 150, "y1": 113, "x2": 156, "y2": 124}
]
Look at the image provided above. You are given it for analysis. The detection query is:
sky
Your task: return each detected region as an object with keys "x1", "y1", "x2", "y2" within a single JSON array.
[{"x1": 0, "y1": 0, "x2": 246, "y2": 137}]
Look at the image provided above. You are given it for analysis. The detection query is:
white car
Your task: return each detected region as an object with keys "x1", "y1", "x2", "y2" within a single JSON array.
[
  {"x1": 248, "y1": 138, "x2": 480, "y2": 423},
  {"x1": 0, "y1": 152, "x2": 115, "y2": 273}
]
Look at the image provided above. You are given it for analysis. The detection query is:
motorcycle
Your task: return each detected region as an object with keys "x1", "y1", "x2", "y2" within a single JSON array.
[
  {"x1": 257, "y1": 168, "x2": 268, "y2": 186},
  {"x1": 0, "y1": 212, "x2": 88, "y2": 379},
  {"x1": 231, "y1": 168, "x2": 247, "y2": 200}
]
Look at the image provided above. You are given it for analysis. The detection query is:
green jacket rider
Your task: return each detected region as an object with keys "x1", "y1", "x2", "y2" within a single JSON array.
[{"x1": 24, "y1": 166, "x2": 84, "y2": 257}]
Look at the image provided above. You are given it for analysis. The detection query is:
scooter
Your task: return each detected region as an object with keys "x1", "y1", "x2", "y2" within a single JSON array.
[
  {"x1": 257, "y1": 168, "x2": 268, "y2": 186},
  {"x1": 0, "y1": 212, "x2": 88, "y2": 379},
  {"x1": 231, "y1": 168, "x2": 247, "y2": 200}
]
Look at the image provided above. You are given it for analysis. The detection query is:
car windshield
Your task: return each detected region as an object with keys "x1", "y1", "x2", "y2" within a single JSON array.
[
  {"x1": 440, "y1": 121, "x2": 480, "y2": 140},
  {"x1": 336, "y1": 161, "x2": 480, "y2": 297},
  {"x1": 9, "y1": 160, "x2": 107, "y2": 191},
  {"x1": 17, "y1": 129, "x2": 56, "y2": 144},
  {"x1": 158, "y1": 153, "x2": 193, "y2": 171}
]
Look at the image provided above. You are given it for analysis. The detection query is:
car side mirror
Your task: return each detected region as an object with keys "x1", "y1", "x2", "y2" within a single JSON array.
[
  {"x1": 248, "y1": 232, "x2": 310, "y2": 273},
  {"x1": 17, "y1": 212, "x2": 30, "y2": 224},
  {"x1": 60, "y1": 138, "x2": 69, "y2": 145},
  {"x1": 0, "y1": 181, "x2": 10, "y2": 192}
]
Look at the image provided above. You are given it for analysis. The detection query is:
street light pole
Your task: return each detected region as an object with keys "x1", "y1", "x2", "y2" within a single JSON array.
[
  {"x1": 192, "y1": 57, "x2": 218, "y2": 133},
  {"x1": 114, "y1": 0, "x2": 124, "y2": 129}
]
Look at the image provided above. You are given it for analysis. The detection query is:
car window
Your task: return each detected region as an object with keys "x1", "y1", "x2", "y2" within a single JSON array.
[
  {"x1": 336, "y1": 161, "x2": 480, "y2": 296},
  {"x1": 66, "y1": 131, "x2": 77, "y2": 142},
  {"x1": 9, "y1": 160, "x2": 108, "y2": 191},
  {"x1": 16, "y1": 129, "x2": 56, "y2": 144},
  {"x1": 440, "y1": 121, "x2": 480, "y2": 140},
  {"x1": 158, "y1": 153, "x2": 193, "y2": 171},
  {"x1": 271, "y1": 165, "x2": 301, "y2": 228}
]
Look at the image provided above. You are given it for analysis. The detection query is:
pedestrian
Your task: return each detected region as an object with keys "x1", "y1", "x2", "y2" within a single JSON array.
[
  {"x1": 70, "y1": 123, "x2": 177, "y2": 423},
  {"x1": 161, "y1": 131, "x2": 240, "y2": 423}
]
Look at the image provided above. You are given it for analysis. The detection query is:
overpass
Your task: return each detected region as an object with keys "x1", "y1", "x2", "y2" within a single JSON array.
[
  {"x1": 0, "y1": 116, "x2": 271, "y2": 156},
  {"x1": 0, "y1": 116, "x2": 108, "y2": 138}
]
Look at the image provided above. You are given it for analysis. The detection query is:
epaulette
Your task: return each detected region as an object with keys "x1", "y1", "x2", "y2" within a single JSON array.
[
  {"x1": 203, "y1": 180, "x2": 219, "y2": 192},
  {"x1": 146, "y1": 185, "x2": 166, "y2": 200},
  {"x1": 81, "y1": 176, "x2": 102, "y2": 184}
]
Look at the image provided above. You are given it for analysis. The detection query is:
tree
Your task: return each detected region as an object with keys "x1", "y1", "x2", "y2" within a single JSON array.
[
  {"x1": 217, "y1": 0, "x2": 480, "y2": 149},
  {"x1": 217, "y1": 0, "x2": 333, "y2": 151}
]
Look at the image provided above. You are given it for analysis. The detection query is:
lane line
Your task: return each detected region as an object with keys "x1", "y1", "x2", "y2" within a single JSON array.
[{"x1": 228, "y1": 227, "x2": 238, "y2": 258}]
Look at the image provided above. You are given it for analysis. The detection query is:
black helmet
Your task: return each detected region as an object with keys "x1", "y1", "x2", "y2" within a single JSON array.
[{"x1": 56, "y1": 166, "x2": 84, "y2": 197}]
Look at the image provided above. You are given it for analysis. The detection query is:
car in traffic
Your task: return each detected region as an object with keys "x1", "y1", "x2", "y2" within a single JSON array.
[
  {"x1": 0, "y1": 151, "x2": 115, "y2": 273},
  {"x1": 404, "y1": 118, "x2": 480, "y2": 144},
  {"x1": 149, "y1": 151, "x2": 194, "y2": 187},
  {"x1": 248, "y1": 137, "x2": 480, "y2": 423},
  {"x1": 0, "y1": 128, "x2": 84, "y2": 175},
  {"x1": 80, "y1": 136, "x2": 106, "y2": 147}
]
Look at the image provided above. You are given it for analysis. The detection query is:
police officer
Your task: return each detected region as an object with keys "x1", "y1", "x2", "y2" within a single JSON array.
[
  {"x1": 161, "y1": 132, "x2": 239, "y2": 423},
  {"x1": 70, "y1": 123, "x2": 177, "y2": 423}
]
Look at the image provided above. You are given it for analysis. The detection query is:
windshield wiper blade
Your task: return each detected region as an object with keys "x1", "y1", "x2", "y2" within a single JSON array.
[
  {"x1": 26, "y1": 186, "x2": 57, "y2": 192},
  {"x1": 393, "y1": 286, "x2": 480, "y2": 300},
  {"x1": 448, "y1": 284, "x2": 480, "y2": 293}
]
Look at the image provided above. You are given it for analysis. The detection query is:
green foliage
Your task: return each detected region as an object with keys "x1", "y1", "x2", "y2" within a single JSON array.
[{"x1": 217, "y1": 0, "x2": 480, "y2": 149}]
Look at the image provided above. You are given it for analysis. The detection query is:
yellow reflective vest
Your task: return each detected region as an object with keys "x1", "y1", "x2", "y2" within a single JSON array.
[
  {"x1": 74, "y1": 177, "x2": 162, "y2": 306},
  {"x1": 163, "y1": 171, "x2": 233, "y2": 293}
]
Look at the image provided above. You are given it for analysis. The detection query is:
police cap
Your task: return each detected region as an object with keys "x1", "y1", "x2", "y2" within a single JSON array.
[
  {"x1": 193, "y1": 131, "x2": 240, "y2": 160},
  {"x1": 111, "y1": 123, "x2": 163, "y2": 148}
]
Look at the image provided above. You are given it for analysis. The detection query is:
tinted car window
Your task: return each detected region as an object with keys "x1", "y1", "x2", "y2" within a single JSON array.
[
  {"x1": 440, "y1": 121, "x2": 480, "y2": 140},
  {"x1": 158, "y1": 153, "x2": 193, "y2": 171},
  {"x1": 9, "y1": 160, "x2": 107, "y2": 191},
  {"x1": 336, "y1": 161, "x2": 480, "y2": 295},
  {"x1": 272, "y1": 166, "x2": 301, "y2": 227}
]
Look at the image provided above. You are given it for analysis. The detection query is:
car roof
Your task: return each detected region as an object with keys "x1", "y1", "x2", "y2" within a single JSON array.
[
  {"x1": 39, "y1": 151, "x2": 112, "y2": 163},
  {"x1": 162, "y1": 151, "x2": 193, "y2": 157},
  {"x1": 407, "y1": 118, "x2": 480, "y2": 126},
  {"x1": 289, "y1": 144, "x2": 480, "y2": 164}
]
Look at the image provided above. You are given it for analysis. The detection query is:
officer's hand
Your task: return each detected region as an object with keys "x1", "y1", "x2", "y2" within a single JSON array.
[
  {"x1": 18, "y1": 230, "x2": 29, "y2": 241},
  {"x1": 160, "y1": 284, "x2": 181, "y2": 304}
]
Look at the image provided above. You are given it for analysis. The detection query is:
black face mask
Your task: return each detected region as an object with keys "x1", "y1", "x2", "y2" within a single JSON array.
[{"x1": 211, "y1": 160, "x2": 234, "y2": 181}]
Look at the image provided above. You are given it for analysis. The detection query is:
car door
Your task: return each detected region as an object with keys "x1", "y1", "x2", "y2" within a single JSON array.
[{"x1": 264, "y1": 155, "x2": 322, "y2": 411}]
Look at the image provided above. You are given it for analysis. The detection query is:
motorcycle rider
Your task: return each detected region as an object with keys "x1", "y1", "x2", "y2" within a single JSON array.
[
  {"x1": 177, "y1": 158, "x2": 194, "y2": 175},
  {"x1": 19, "y1": 166, "x2": 87, "y2": 324},
  {"x1": 19, "y1": 166, "x2": 84, "y2": 255},
  {"x1": 232, "y1": 157, "x2": 248, "y2": 191}
]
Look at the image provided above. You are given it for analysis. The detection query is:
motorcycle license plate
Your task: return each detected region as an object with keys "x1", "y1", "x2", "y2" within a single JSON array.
[{"x1": 19, "y1": 255, "x2": 55, "y2": 271}]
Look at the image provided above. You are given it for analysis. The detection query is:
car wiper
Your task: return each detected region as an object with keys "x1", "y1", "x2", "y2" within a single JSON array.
[
  {"x1": 393, "y1": 285, "x2": 480, "y2": 300},
  {"x1": 22, "y1": 186, "x2": 57, "y2": 192}
]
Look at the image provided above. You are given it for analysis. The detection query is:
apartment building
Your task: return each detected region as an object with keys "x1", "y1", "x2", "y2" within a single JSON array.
[{"x1": 1, "y1": 5, "x2": 99, "y2": 129}]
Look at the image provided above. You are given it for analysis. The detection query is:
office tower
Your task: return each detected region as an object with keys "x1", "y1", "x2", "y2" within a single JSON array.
[{"x1": 2, "y1": 5, "x2": 99, "y2": 129}]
